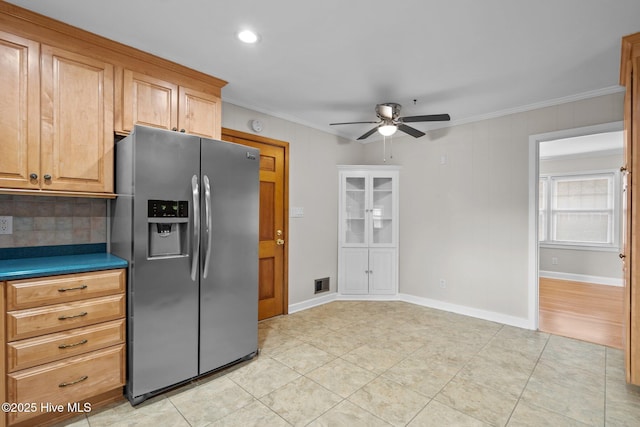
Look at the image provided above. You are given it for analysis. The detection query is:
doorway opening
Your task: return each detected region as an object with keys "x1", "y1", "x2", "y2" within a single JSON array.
[{"x1": 529, "y1": 122, "x2": 624, "y2": 347}]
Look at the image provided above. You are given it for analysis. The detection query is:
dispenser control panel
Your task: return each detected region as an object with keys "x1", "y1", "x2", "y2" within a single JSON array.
[{"x1": 148, "y1": 200, "x2": 188, "y2": 218}]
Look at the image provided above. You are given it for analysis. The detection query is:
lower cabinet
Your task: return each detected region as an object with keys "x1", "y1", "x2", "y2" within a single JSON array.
[
  {"x1": 339, "y1": 248, "x2": 397, "y2": 295},
  {"x1": 2, "y1": 269, "x2": 126, "y2": 426}
]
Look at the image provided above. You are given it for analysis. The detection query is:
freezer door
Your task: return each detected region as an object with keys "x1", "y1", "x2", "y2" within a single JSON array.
[
  {"x1": 128, "y1": 126, "x2": 201, "y2": 399},
  {"x1": 199, "y1": 139, "x2": 259, "y2": 373}
]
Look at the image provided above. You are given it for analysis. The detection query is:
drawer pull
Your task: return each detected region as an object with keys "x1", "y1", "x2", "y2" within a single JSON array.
[
  {"x1": 59, "y1": 375, "x2": 88, "y2": 388},
  {"x1": 58, "y1": 311, "x2": 88, "y2": 320},
  {"x1": 58, "y1": 284, "x2": 88, "y2": 292},
  {"x1": 58, "y1": 339, "x2": 88, "y2": 349}
]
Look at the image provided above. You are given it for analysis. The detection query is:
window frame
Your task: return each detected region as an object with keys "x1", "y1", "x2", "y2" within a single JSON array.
[{"x1": 539, "y1": 169, "x2": 621, "y2": 251}]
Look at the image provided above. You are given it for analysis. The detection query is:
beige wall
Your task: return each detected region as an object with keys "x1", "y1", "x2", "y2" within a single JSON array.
[
  {"x1": 361, "y1": 92, "x2": 624, "y2": 322},
  {"x1": 222, "y1": 102, "x2": 363, "y2": 305}
]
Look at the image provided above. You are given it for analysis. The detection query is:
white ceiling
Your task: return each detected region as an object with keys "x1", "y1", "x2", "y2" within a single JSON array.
[{"x1": 7, "y1": 0, "x2": 640, "y2": 141}]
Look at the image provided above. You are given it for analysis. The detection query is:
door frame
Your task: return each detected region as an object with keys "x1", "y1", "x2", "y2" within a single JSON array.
[
  {"x1": 221, "y1": 127, "x2": 289, "y2": 316},
  {"x1": 527, "y1": 121, "x2": 624, "y2": 330}
]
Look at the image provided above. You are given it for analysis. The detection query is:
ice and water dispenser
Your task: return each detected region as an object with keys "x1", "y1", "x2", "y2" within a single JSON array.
[{"x1": 147, "y1": 199, "x2": 189, "y2": 258}]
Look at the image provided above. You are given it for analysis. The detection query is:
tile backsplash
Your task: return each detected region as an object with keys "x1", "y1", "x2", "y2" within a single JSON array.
[{"x1": 0, "y1": 195, "x2": 107, "y2": 248}]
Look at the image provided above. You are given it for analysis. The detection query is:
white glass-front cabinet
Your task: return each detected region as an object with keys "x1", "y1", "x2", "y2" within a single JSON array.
[{"x1": 338, "y1": 166, "x2": 399, "y2": 295}]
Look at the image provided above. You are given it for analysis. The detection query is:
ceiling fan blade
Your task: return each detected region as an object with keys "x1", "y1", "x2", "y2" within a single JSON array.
[
  {"x1": 357, "y1": 127, "x2": 380, "y2": 140},
  {"x1": 398, "y1": 124, "x2": 426, "y2": 138},
  {"x1": 330, "y1": 121, "x2": 379, "y2": 126},
  {"x1": 401, "y1": 113, "x2": 451, "y2": 123}
]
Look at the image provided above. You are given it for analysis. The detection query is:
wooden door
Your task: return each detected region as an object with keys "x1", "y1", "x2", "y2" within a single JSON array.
[
  {"x1": 0, "y1": 31, "x2": 39, "y2": 190},
  {"x1": 621, "y1": 33, "x2": 640, "y2": 385},
  {"x1": 178, "y1": 86, "x2": 221, "y2": 139},
  {"x1": 40, "y1": 45, "x2": 114, "y2": 194},
  {"x1": 121, "y1": 69, "x2": 177, "y2": 132},
  {"x1": 222, "y1": 129, "x2": 288, "y2": 320}
]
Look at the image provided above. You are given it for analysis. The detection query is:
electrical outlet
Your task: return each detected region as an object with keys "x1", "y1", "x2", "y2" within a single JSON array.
[
  {"x1": 439, "y1": 279, "x2": 446, "y2": 289},
  {"x1": 0, "y1": 216, "x2": 13, "y2": 235}
]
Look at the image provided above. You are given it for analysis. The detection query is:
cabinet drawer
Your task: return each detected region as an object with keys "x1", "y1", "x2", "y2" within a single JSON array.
[
  {"x1": 7, "y1": 319, "x2": 125, "y2": 372},
  {"x1": 7, "y1": 344, "x2": 125, "y2": 425},
  {"x1": 6, "y1": 294, "x2": 125, "y2": 341},
  {"x1": 6, "y1": 269, "x2": 125, "y2": 310}
]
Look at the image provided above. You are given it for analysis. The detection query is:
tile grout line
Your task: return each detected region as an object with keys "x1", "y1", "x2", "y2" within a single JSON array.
[{"x1": 503, "y1": 331, "x2": 551, "y2": 426}]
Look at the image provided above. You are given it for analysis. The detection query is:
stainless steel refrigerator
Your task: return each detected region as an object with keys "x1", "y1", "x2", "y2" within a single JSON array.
[{"x1": 110, "y1": 125, "x2": 259, "y2": 405}]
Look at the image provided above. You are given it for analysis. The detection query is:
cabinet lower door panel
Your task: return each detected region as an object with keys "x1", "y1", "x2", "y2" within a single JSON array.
[
  {"x1": 369, "y1": 249, "x2": 397, "y2": 295},
  {"x1": 6, "y1": 344, "x2": 125, "y2": 425},
  {"x1": 340, "y1": 248, "x2": 370, "y2": 294}
]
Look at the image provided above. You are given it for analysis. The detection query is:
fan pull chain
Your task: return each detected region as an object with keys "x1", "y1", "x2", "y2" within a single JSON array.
[{"x1": 383, "y1": 136, "x2": 387, "y2": 162}]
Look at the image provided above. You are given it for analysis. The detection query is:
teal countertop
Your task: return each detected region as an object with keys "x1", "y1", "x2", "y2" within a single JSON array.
[{"x1": 0, "y1": 244, "x2": 128, "y2": 281}]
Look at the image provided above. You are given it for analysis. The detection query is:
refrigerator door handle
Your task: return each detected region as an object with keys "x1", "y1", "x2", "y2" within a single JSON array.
[
  {"x1": 203, "y1": 175, "x2": 213, "y2": 279},
  {"x1": 191, "y1": 175, "x2": 200, "y2": 281}
]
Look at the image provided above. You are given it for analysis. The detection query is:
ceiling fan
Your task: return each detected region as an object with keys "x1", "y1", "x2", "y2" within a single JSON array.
[{"x1": 330, "y1": 102, "x2": 450, "y2": 140}]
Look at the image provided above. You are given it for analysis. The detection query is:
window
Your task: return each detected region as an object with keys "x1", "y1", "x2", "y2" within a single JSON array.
[{"x1": 539, "y1": 171, "x2": 618, "y2": 248}]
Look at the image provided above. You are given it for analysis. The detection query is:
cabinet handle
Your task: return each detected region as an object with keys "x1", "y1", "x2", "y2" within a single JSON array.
[
  {"x1": 30, "y1": 173, "x2": 38, "y2": 180},
  {"x1": 59, "y1": 375, "x2": 88, "y2": 387},
  {"x1": 43, "y1": 174, "x2": 52, "y2": 181},
  {"x1": 58, "y1": 311, "x2": 88, "y2": 320},
  {"x1": 58, "y1": 284, "x2": 88, "y2": 292},
  {"x1": 58, "y1": 339, "x2": 88, "y2": 349},
  {"x1": 172, "y1": 127, "x2": 178, "y2": 131},
  {"x1": 180, "y1": 129, "x2": 186, "y2": 133}
]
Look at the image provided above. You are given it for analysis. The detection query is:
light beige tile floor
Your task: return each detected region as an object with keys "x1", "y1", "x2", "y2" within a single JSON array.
[{"x1": 59, "y1": 301, "x2": 640, "y2": 426}]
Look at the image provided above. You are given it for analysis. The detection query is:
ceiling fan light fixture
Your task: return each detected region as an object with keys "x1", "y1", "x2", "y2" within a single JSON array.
[{"x1": 378, "y1": 124, "x2": 397, "y2": 136}]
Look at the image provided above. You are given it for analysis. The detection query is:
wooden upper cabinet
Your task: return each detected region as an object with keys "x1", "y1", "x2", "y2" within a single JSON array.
[
  {"x1": 121, "y1": 69, "x2": 178, "y2": 133},
  {"x1": 179, "y1": 86, "x2": 221, "y2": 139},
  {"x1": 40, "y1": 45, "x2": 114, "y2": 194},
  {"x1": 119, "y1": 69, "x2": 221, "y2": 139},
  {"x1": 0, "y1": 31, "x2": 40, "y2": 190}
]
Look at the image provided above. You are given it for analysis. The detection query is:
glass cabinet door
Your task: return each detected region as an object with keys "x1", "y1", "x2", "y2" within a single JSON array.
[
  {"x1": 344, "y1": 177, "x2": 366, "y2": 244},
  {"x1": 371, "y1": 176, "x2": 394, "y2": 244}
]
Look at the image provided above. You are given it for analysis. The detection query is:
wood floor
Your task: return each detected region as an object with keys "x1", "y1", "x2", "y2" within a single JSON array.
[{"x1": 539, "y1": 277, "x2": 624, "y2": 349}]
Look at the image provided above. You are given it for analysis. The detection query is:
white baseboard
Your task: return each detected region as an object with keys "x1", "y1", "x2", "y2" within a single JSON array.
[
  {"x1": 288, "y1": 292, "x2": 338, "y2": 314},
  {"x1": 398, "y1": 293, "x2": 534, "y2": 330},
  {"x1": 288, "y1": 292, "x2": 534, "y2": 330},
  {"x1": 539, "y1": 270, "x2": 623, "y2": 287}
]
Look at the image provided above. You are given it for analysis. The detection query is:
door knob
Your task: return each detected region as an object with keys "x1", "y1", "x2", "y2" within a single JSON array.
[
  {"x1": 276, "y1": 239, "x2": 285, "y2": 246},
  {"x1": 620, "y1": 253, "x2": 626, "y2": 259}
]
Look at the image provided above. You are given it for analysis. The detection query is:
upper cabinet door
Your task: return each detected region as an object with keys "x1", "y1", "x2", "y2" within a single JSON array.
[
  {"x1": 40, "y1": 45, "x2": 114, "y2": 193},
  {"x1": 0, "y1": 31, "x2": 40, "y2": 190},
  {"x1": 370, "y1": 175, "x2": 396, "y2": 246},
  {"x1": 178, "y1": 86, "x2": 221, "y2": 139},
  {"x1": 122, "y1": 69, "x2": 178, "y2": 132}
]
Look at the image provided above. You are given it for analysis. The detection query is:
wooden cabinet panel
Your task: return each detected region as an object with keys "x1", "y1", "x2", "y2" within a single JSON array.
[
  {"x1": 40, "y1": 45, "x2": 114, "y2": 194},
  {"x1": 179, "y1": 86, "x2": 221, "y2": 139},
  {"x1": 7, "y1": 269, "x2": 125, "y2": 311},
  {"x1": 122, "y1": 69, "x2": 177, "y2": 132},
  {"x1": 0, "y1": 31, "x2": 39, "y2": 190},
  {"x1": 6, "y1": 294, "x2": 125, "y2": 341},
  {"x1": 6, "y1": 344, "x2": 125, "y2": 425},
  {"x1": 7, "y1": 319, "x2": 125, "y2": 372}
]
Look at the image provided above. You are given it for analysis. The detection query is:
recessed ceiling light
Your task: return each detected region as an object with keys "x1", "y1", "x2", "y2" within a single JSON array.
[{"x1": 237, "y1": 30, "x2": 260, "y2": 44}]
